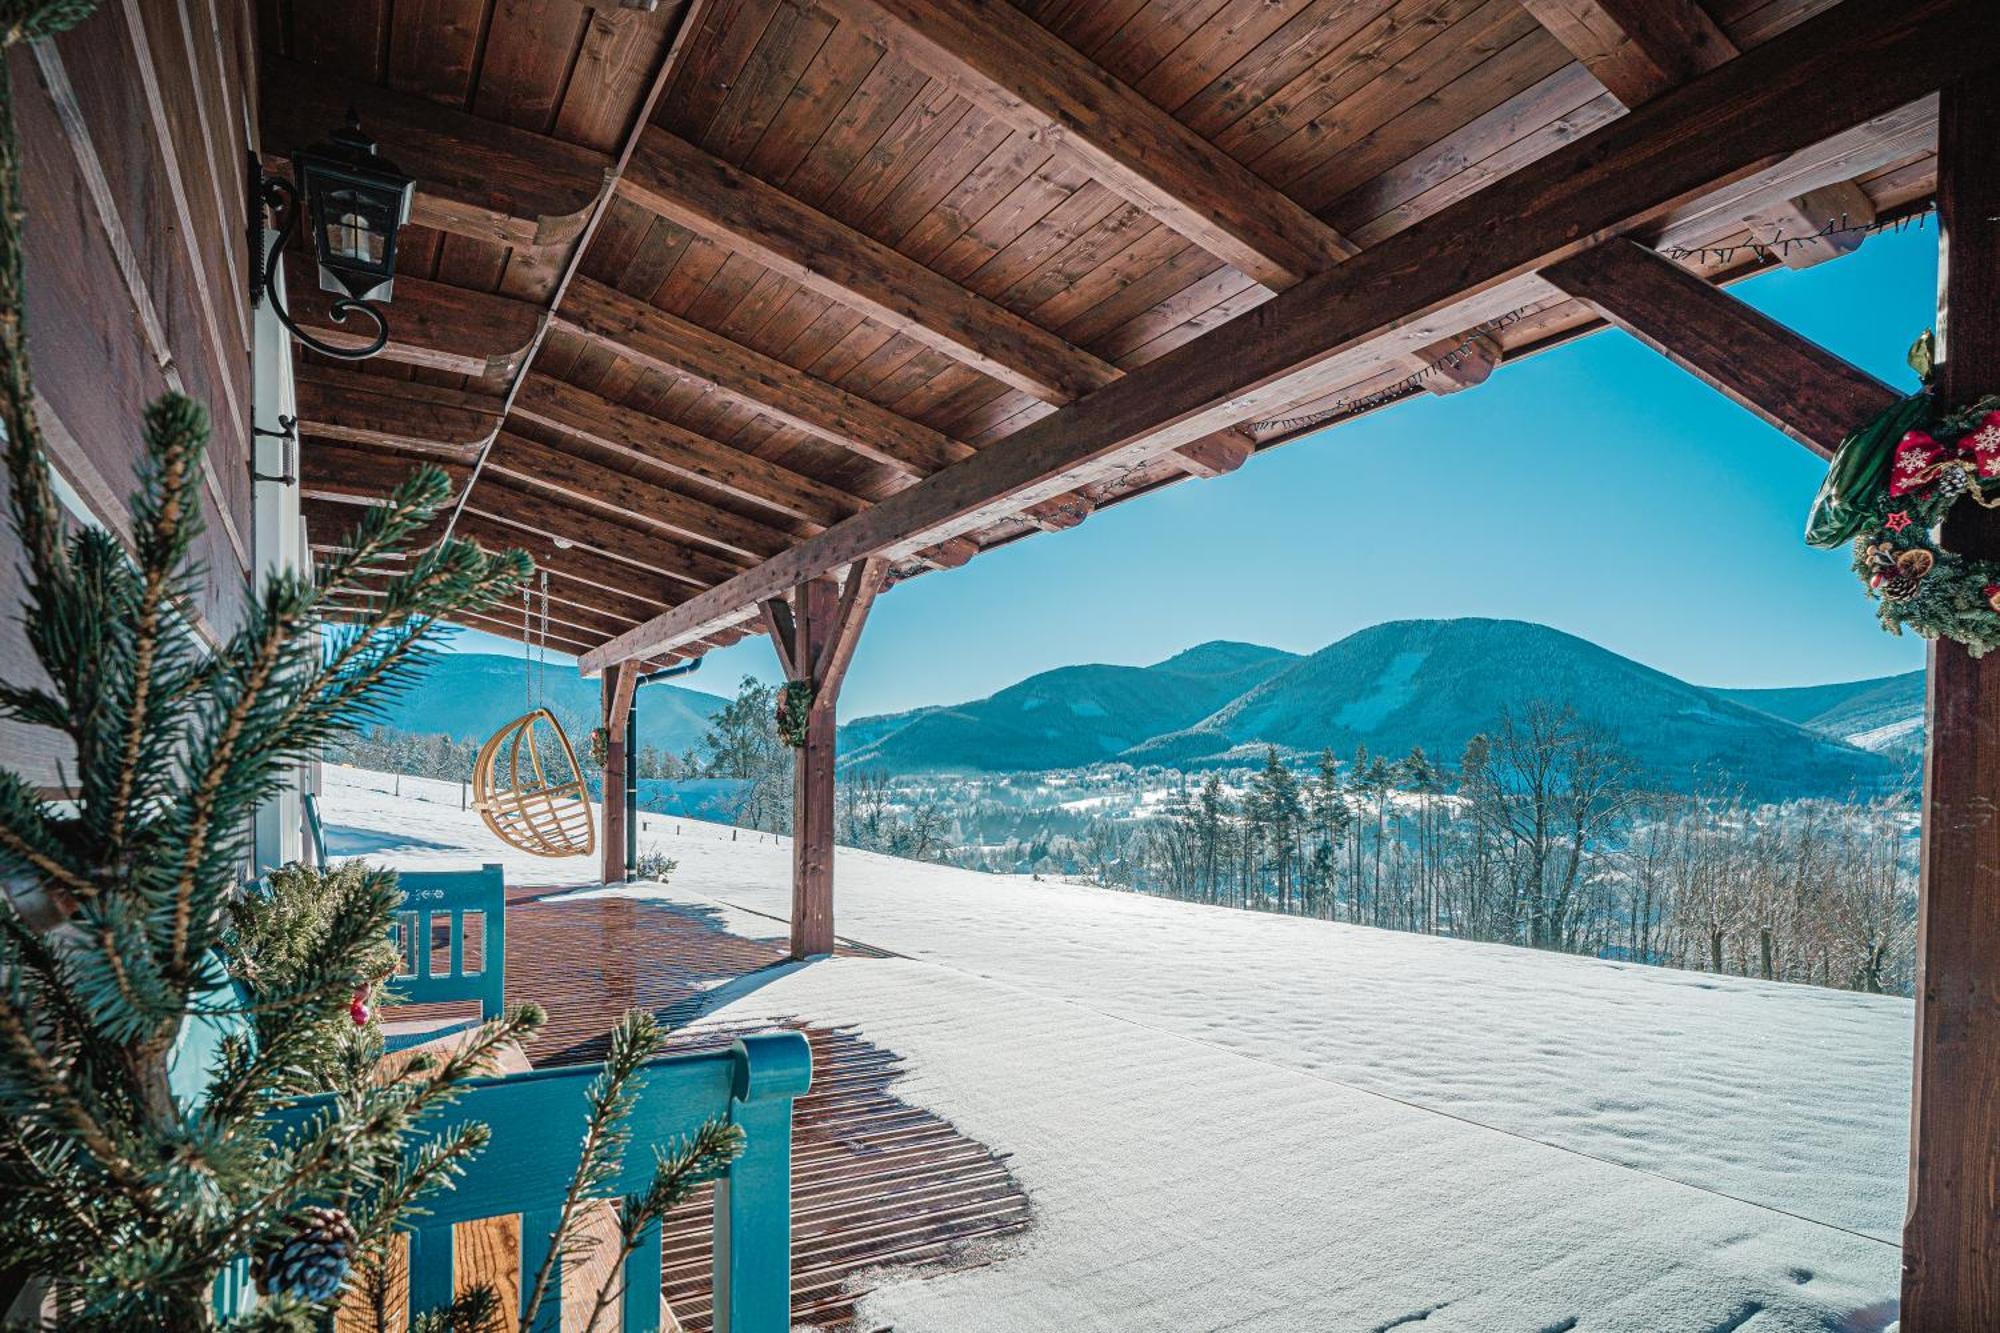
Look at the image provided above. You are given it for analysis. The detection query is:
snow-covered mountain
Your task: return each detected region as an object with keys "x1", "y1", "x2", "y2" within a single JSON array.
[
  {"x1": 843, "y1": 619, "x2": 1906, "y2": 798},
  {"x1": 1714, "y1": 670, "x2": 1925, "y2": 758}
]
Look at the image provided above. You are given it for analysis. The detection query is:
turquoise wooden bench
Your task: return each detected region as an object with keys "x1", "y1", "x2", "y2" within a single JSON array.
[
  {"x1": 245, "y1": 1031, "x2": 809, "y2": 1331},
  {"x1": 382, "y1": 865, "x2": 508, "y2": 1049}
]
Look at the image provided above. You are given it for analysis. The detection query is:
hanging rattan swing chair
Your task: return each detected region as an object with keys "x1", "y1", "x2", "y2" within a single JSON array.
[{"x1": 471, "y1": 575, "x2": 596, "y2": 858}]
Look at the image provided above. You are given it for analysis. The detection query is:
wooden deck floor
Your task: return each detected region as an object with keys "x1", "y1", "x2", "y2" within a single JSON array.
[{"x1": 398, "y1": 882, "x2": 1031, "y2": 1330}]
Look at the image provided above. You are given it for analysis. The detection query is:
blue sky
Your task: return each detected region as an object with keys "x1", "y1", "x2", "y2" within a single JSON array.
[{"x1": 452, "y1": 222, "x2": 1940, "y2": 719}]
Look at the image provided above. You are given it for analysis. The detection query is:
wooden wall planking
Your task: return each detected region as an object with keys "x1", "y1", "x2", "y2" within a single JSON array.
[{"x1": 4, "y1": 3, "x2": 258, "y2": 788}]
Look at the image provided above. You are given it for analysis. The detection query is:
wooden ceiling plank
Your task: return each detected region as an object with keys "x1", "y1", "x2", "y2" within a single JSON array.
[
  {"x1": 261, "y1": 55, "x2": 610, "y2": 248},
  {"x1": 283, "y1": 254, "x2": 543, "y2": 378},
  {"x1": 482, "y1": 430, "x2": 791, "y2": 561},
  {"x1": 822, "y1": 0, "x2": 1356, "y2": 290},
  {"x1": 1744, "y1": 178, "x2": 1877, "y2": 270},
  {"x1": 1518, "y1": 0, "x2": 1738, "y2": 107},
  {"x1": 511, "y1": 372, "x2": 864, "y2": 528},
  {"x1": 578, "y1": 0, "x2": 1990, "y2": 672},
  {"x1": 621, "y1": 126, "x2": 1117, "y2": 403},
  {"x1": 1539, "y1": 237, "x2": 1894, "y2": 457},
  {"x1": 553, "y1": 274, "x2": 971, "y2": 476},
  {"x1": 292, "y1": 363, "x2": 504, "y2": 456}
]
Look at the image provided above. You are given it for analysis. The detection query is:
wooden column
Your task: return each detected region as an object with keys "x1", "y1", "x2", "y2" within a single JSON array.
[
  {"x1": 1904, "y1": 69, "x2": 2000, "y2": 1333},
  {"x1": 764, "y1": 559, "x2": 887, "y2": 959},
  {"x1": 599, "y1": 662, "x2": 636, "y2": 885}
]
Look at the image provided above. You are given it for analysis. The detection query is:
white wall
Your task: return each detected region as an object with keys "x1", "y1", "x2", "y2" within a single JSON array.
[{"x1": 251, "y1": 242, "x2": 307, "y2": 872}]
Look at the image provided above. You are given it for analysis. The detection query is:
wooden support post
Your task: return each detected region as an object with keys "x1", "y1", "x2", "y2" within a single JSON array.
[
  {"x1": 1903, "y1": 68, "x2": 2000, "y2": 1333},
  {"x1": 767, "y1": 559, "x2": 887, "y2": 959},
  {"x1": 600, "y1": 662, "x2": 636, "y2": 886}
]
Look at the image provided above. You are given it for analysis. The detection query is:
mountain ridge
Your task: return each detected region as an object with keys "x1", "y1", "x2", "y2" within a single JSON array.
[{"x1": 839, "y1": 620, "x2": 1918, "y2": 798}]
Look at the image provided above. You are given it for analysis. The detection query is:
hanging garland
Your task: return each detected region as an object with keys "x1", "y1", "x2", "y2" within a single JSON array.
[
  {"x1": 776, "y1": 679, "x2": 815, "y2": 748},
  {"x1": 1807, "y1": 333, "x2": 2000, "y2": 655},
  {"x1": 588, "y1": 724, "x2": 610, "y2": 768}
]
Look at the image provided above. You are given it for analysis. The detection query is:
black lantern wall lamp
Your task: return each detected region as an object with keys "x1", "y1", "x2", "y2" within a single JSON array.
[{"x1": 249, "y1": 113, "x2": 415, "y2": 360}]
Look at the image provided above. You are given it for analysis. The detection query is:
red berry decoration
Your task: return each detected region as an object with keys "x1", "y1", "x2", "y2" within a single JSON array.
[{"x1": 349, "y1": 984, "x2": 371, "y2": 1027}]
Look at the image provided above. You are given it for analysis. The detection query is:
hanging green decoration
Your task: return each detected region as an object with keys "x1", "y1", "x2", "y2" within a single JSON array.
[
  {"x1": 1809, "y1": 333, "x2": 2000, "y2": 655},
  {"x1": 776, "y1": 679, "x2": 815, "y2": 748}
]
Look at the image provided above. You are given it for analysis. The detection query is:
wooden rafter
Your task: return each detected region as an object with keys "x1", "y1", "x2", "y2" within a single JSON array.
[
  {"x1": 292, "y1": 364, "x2": 503, "y2": 458},
  {"x1": 1540, "y1": 238, "x2": 1897, "y2": 457},
  {"x1": 578, "y1": 0, "x2": 1996, "y2": 673},
  {"x1": 1519, "y1": 0, "x2": 1738, "y2": 107},
  {"x1": 481, "y1": 431, "x2": 790, "y2": 562},
  {"x1": 284, "y1": 254, "x2": 541, "y2": 378},
  {"x1": 821, "y1": 0, "x2": 1355, "y2": 290},
  {"x1": 465, "y1": 478, "x2": 743, "y2": 590},
  {"x1": 509, "y1": 373, "x2": 862, "y2": 529},
  {"x1": 619, "y1": 127, "x2": 1117, "y2": 405},
  {"x1": 613, "y1": 128, "x2": 1283, "y2": 484},
  {"x1": 301, "y1": 439, "x2": 472, "y2": 504},
  {"x1": 553, "y1": 276, "x2": 972, "y2": 478},
  {"x1": 261, "y1": 57, "x2": 609, "y2": 249}
]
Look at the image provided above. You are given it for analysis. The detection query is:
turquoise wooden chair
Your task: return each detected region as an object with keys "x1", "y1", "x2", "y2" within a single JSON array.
[{"x1": 382, "y1": 864, "x2": 507, "y2": 1049}]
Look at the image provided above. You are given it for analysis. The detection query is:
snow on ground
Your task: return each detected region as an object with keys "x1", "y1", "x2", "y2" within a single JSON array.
[{"x1": 323, "y1": 766, "x2": 1910, "y2": 1333}]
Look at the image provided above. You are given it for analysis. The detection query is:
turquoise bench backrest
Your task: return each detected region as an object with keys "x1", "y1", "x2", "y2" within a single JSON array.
[
  {"x1": 251, "y1": 1029, "x2": 810, "y2": 1332},
  {"x1": 389, "y1": 864, "x2": 507, "y2": 1024}
]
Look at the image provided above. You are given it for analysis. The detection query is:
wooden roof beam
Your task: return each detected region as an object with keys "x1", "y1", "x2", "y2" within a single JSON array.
[
  {"x1": 823, "y1": 0, "x2": 1355, "y2": 291},
  {"x1": 576, "y1": 0, "x2": 1991, "y2": 673},
  {"x1": 481, "y1": 431, "x2": 788, "y2": 562},
  {"x1": 1519, "y1": 0, "x2": 1738, "y2": 108},
  {"x1": 284, "y1": 254, "x2": 541, "y2": 378},
  {"x1": 261, "y1": 57, "x2": 608, "y2": 249},
  {"x1": 465, "y1": 479, "x2": 743, "y2": 590},
  {"x1": 620, "y1": 128, "x2": 1119, "y2": 404},
  {"x1": 1540, "y1": 237, "x2": 1895, "y2": 457},
  {"x1": 553, "y1": 276, "x2": 970, "y2": 478},
  {"x1": 510, "y1": 373, "x2": 862, "y2": 529},
  {"x1": 301, "y1": 439, "x2": 472, "y2": 505},
  {"x1": 614, "y1": 130, "x2": 1266, "y2": 485},
  {"x1": 292, "y1": 364, "x2": 503, "y2": 459}
]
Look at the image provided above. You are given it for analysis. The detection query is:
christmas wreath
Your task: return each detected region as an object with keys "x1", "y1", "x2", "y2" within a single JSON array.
[
  {"x1": 776, "y1": 679, "x2": 815, "y2": 748},
  {"x1": 588, "y1": 724, "x2": 609, "y2": 768},
  {"x1": 1807, "y1": 334, "x2": 2000, "y2": 656}
]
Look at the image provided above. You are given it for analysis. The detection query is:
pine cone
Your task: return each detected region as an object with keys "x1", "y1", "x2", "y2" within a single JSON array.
[
  {"x1": 257, "y1": 1205, "x2": 357, "y2": 1303},
  {"x1": 1936, "y1": 465, "x2": 1972, "y2": 503},
  {"x1": 1885, "y1": 572, "x2": 1923, "y2": 601}
]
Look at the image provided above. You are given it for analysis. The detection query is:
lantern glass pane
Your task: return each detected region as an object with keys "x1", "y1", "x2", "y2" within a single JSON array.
[{"x1": 319, "y1": 186, "x2": 388, "y2": 270}]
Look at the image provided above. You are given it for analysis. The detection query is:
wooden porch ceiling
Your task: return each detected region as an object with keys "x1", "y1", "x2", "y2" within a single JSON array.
[{"x1": 267, "y1": 0, "x2": 1959, "y2": 668}]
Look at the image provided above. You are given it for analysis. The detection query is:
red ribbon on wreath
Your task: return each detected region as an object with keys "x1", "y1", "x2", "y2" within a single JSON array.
[{"x1": 1889, "y1": 411, "x2": 2000, "y2": 495}]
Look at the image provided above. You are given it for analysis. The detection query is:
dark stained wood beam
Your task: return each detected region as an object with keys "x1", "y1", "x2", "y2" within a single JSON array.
[
  {"x1": 1904, "y1": 68, "x2": 2000, "y2": 1333},
  {"x1": 619, "y1": 128, "x2": 1117, "y2": 404},
  {"x1": 824, "y1": 0, "x2": 1354, "y2": 290},
  {"x1": 466, "y1": 478, "x2": 743, "y2": 590},
  {"x1": 767, "y1": 564, "x2": 883, "y2": 958},
  {"x1": 1519, "y1": 0, "x2": 1737, "y2": 107},
  {"x1": 301, "y1": 439, "x2": 472, "y2": 504},
  {"x1": 285, "y1": 254, "x2": 542, "y2": 378},
  {"x1": 261, "y1": 57, "x2": 608, "y2": 249},
  {"x1": 1540, "y1": 237, "x2": 1896, "y2": 457},
  {"x1": 553, "y1": 276, "x2": 971, "y2": 477},
  {"x1": 510, "y1": 373, "x2": 862, "y2": 528},
  {"x1": 293, "y1": 363, "x2": 503, "y2": 459},
  {"x1": 447, "y1": 511, "x2": 686, "y2": 612},
  {"x1": 482, "y1": 431, "x2": 790, "y2": 562},
  {"x1": 580, "y1": 0, "x2": 1996, "y2": 671},
  {"x1": 602, "y1": 662, "x2": 638, "y2": 884}
]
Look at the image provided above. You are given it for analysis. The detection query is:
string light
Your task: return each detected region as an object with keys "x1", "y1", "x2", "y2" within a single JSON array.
[{"x1": 1661, "y1": 209, "x2": 1930, "y2": 267}]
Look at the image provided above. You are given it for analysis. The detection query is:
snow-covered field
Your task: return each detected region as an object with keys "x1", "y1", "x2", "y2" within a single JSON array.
[{"x1": 323, "y1": 765, "x2": 1911, "y2": 1333}]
